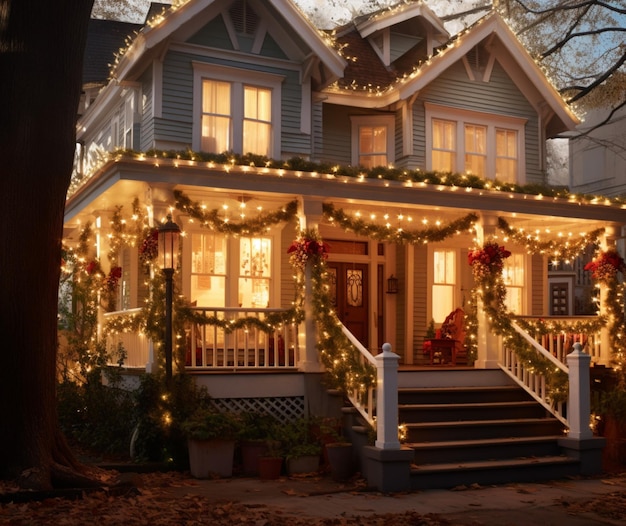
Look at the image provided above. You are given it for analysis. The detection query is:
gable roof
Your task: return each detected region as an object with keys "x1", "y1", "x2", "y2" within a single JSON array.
[
  {"x1": 83, "y1": 18, "x2": 142, "y2": 87},
  {"x1": 111, "y1": 0, "x2": 346, "y2": 87},
  {"x1": 324, "y1": 11, "x2": 579, "y2": 135}
]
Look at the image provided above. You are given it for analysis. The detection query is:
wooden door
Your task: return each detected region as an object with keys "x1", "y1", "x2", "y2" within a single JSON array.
[{"x1": 327, "y1": 263, "x2": 369, "y2": 346}]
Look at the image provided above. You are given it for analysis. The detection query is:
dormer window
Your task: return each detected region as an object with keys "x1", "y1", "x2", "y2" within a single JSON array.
[
  {"x1": 192, "y1": 62, "x2": 283, "y2": 158},
  {"x1": 351, "y1": 115, "x2": 395, "y2": 169}
]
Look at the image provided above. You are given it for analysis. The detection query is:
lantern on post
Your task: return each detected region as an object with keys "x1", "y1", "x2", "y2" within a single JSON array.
[{"x1": 158, "y1": 214, "x2": 181, "y2": 383}]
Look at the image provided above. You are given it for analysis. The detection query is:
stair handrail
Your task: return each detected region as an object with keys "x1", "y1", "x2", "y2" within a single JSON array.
[
  {"x1": 340, "y1": 324, "x2": 377, "y2": 427},
  {"x1": 502, "y1": 320, "x2": 568, "y2": 425},
  {"x1": 510, "y1": 320, "x2": 569, "y2": 373}
]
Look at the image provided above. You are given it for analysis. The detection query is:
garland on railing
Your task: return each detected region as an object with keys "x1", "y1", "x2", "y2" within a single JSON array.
[
  {"x1": 174, "y1": 190, "x2": 298, "y2": 235},
  {"x1": 497, "y1": 217, "x2": 603, "y2": 262},
  {"x1": 288, "y1": 229, "x2": 376, "y2": 392},
  {"x1": 324, "y1": 203, "x2": 478, "y2": 243},
  {"x1": 468, "y1": 241, "x2": 569, "y2": 401}
]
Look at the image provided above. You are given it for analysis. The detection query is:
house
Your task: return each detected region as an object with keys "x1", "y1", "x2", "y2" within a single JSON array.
[{"x1": 64, "y1": 0, "x2": 620, "y2": 490}]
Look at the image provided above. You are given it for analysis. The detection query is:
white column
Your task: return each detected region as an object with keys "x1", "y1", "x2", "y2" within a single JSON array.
[
  {"x1": 375, "y1": 343, "x2": 401, "y2": 450},
  {"x1": 474, "y1": 212, "x2": 500, "y2": 369},
  {"x1": 567, "y1": 343, "x2": 593, "y2": 440},
  {"x1": 297, "y1": 197, "x2": 324, "y2": 372}
]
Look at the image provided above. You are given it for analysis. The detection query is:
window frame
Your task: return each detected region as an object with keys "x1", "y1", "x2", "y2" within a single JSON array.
[
  {"x1": 425, "y1": 103, "x2": 526, "y2": 183},
  {"x1": 350, "y1": 114, "x2": 395, "y2": 168},
  {"x1": 192, "y1": 62, "x2": 283, "y2": 158}
]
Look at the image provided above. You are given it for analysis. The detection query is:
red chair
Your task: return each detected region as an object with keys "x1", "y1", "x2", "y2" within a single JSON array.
[{"x1": 423, "y1": 308, "x2": 466, "y2": 365}]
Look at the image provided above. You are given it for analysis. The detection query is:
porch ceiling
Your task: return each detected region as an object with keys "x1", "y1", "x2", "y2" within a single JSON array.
[{"x1": 64, "y1": 158, "x2": 623, "y2": 237}]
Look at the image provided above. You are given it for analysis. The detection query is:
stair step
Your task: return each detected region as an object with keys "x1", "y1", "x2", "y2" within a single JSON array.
[
  {"x1": 399, "y1": 400, "x2": 547, "y2": 422},
  {"x1": 404, "y1": 417, "x2": 564, "y2": 442},
  {"x1": 398, "y1": 385, "x2": 533, "y2": 404},
  {"x1": 410, "y1": 455, "x2": 580, "y2": 489},
  {"x1": 407, "y1": 435, "x2": 564, "y2": 463}
]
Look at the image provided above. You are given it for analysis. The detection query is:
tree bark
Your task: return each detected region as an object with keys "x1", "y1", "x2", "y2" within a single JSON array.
[{"x1": 0, "y1": 0, "x2": 95, "y2": 489}]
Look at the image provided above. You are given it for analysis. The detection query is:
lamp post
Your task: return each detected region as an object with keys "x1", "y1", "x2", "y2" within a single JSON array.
[{"x1": 157, "y1": 213, "x2": 181, "y2": 383}]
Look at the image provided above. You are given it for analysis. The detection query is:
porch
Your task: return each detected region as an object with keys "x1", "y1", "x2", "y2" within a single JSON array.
[{"x1": 105, "y1": 306, "x2": 607, "y2": 490}]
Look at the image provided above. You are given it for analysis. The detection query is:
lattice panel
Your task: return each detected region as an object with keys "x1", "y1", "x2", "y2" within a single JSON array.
[{"x1": 211, "y1": 396, "x2": 305, "y2": 423}]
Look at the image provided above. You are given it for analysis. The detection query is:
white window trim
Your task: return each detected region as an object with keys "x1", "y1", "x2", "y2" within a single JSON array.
[
  {"x1": 192, "y1": 62, "x2": 283, "y2": 158},
  {"x1": 425, "y1": 102, "x2": 527, "y2": 183},
  {"x1": 350, "y1": 114, "x2": 395, "y2": 167}
]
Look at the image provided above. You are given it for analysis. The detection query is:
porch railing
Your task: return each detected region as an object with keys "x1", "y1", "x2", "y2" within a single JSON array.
[
  {"x1": 103, "y1": 308, "x2": 150, "y2": 368},
  {"x1": 186, "y1": 307, "x2": 298, "y2": 369},
  {"x1": 340, "y1": 325, "x2": 377, "y2": 427},
  {"x1": 501, "y1": 316, "x2": 601, "y2": 426}
]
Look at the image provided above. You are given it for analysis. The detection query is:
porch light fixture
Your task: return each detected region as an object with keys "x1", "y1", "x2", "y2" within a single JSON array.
[
  {"x1": 158, "y1": 214, "x2": 181, "y2": 383},
  {"x1": 387, "y1": 275, "x2": 399, "y2": 294}
]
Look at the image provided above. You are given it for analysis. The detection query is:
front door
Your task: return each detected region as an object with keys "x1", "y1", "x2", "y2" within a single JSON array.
[{"x1": 327, "y1": 263, "x2": 369, "y2": 346}]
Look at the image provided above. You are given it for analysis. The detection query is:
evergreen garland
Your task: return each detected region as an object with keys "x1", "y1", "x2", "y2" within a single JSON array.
[
  {"x1": 174, "y1": 190, "x2": 298, "y2": 235},
  {"x1": 324, "y1": 203, "x2": 478, "y2": 243},
  {"x1": 497, "y1": 217, "x2": 603, "y2": 261}
]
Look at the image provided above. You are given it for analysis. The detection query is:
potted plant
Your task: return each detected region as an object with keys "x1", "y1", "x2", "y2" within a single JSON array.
[
  {"x1": 238, "y1": 411, "x2": 276, "y2": 475},
  {"x1": 313, "y1": 417, "x2": 354, "y2": 481},
  {"x1": 595, "y1": 386, "x2": 626, "y2": 470},
  {"x1": 258, "y1": 438, "x2": 285, "y2": 480},
  {"x1": 280, "y1": 418, "x2": 321, "y2": 475},
  {"x1": 181, "y1": 409, "x2": 242, "y2": 478}
]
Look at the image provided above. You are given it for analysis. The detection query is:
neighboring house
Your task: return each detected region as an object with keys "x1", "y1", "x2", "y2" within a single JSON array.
[
  {"x1": 64, "y1": 0, "x2": 619, "y2": 489},
  {"x1": 570, "y1": 105, "x2": 626, "y2": 198}
]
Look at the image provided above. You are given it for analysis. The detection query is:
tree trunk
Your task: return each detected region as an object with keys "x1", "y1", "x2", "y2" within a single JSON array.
[{"x1": 0, "y1": 0, "x2": 95, "y2": 489}]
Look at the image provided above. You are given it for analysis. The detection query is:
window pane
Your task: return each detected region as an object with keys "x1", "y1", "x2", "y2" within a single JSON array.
[
  {"x1": 243, "y1": 86, "x2": 272, "y2": 155},
  {"x1": 191, "y1": 232, "x2": 227, "y2": 307},
  {"x1": 359, "y1": 125, "x2": 388, "y2": 168},
  {"x1": 434, "y1": 249, "x2": 455, "y2": 284},
  {"x1": 432, "y1": 285, "x2": 454, "y2": 323},
  {"x1": 496, "y1": 129, "x2": 517, "y2": 183},
  {"x1": 464, "y1": 124, "x2": 486, "y2": 176},
  {"x1": 243, "y1": 121, "x2": 271, "y2": 156},
  {"x1": 202, "y1": 80, "x2": 231, "y2": 153},
  {"x1": 202, "y1": 115, "x2": 231, "y2": 153},
  {"x1": 239, "y1": 237, "x2": 271, "y2": 308},
  {"x1": 432, "y1": 119, "x2": 456, "y2": 172},
  {"x1": 203, "y1": 80, "x2": 230, "y2": 114}
]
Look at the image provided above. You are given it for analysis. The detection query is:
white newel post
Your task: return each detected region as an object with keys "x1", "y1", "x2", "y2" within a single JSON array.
[
  {"x1": 567, "y1": 343, "x2": 593, "y2": 440},
  {"x1": 375, "y1": 343, "x2": 401, "y2": 450}
]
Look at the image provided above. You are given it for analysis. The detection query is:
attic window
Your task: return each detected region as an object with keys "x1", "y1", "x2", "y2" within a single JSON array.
[{"x1": 229, "y1": 0, "x2": 259, "y2": 35}]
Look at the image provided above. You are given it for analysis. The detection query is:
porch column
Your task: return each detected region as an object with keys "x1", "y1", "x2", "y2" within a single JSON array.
[
  {"x1": 566, "y1": 343, "x2": 593, "y2": 440},
  {"x1": 598, "y1": 224, "x2": 621, "y2": 366},
  {"x1": 474, "y1": 212, "x2": 500, "y2": 369},
  {"x1": 297, "y1": 197, "x2": 324, "y2": 372}
]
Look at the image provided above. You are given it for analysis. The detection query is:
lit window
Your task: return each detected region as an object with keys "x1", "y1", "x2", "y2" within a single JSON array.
[
  {"x1": 502, "y1": 253, "x2": 524, "y2": 313},
  {"x1": 464, "y1": 124, "x2": 486, "y2": 176},
  {"x1": 193, "y1": 63, "x2": 283, "y2": 157},
  {"x1": 201, "y1": 80, "x2": 232, "y2": 153},
  {"x1": 432, "y1": 249, "x2": 456, "y2": 323},
  {"x1": 358, "y1": 125, "x2": 388, "y2": 168},
  {"x1": 432, "y1": 119, "x2": 456, "y2": 172},
  {"x1": 243, "y1": 86, "x2": 272, "y2": 156},
  {"x1": 191, "y1": 233, "x2": 227, "y2": 307},
  {"x1": 239, "y1": 237, "x2": 271, "y2": 308},
  {"x1": 496, "y1": 129, "x2": 518, "y2": 183},
  {"x1": 351, "y1": 115, "x2": 394, "y2": 168},
  {"x1": 426, "y1": 103, "x2": 526, "y2": 183}
]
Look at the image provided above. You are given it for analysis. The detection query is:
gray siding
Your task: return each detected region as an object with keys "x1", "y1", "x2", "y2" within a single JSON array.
[
  {"x1": 320, "y1": 104, "x2": 352, "y2": 165},
  {"x1": 140, "y1": 67, "x2": 155, "y2": 150},
  {"x1": 412, "y1": 244, "x2": 428, "y2": 361},
  {"x1": 531, "y1": 254, "x2": 545, "y2": 315},
  {"x1": 187, "y1": 14, "x2": 234, "y2": 50},
  {"x1": 280, "y1": 219, "x2": 298, "y2": 308}
]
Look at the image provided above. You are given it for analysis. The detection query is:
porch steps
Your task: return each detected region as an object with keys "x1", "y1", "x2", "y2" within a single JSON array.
[{"x1": 396, "y1": 374, "x2": 578, "y2": 489}]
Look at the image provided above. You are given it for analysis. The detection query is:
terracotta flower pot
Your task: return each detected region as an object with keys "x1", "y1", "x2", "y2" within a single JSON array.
[{"x1": 258, "y1": 456, "x2": 283, "y2": 480}]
